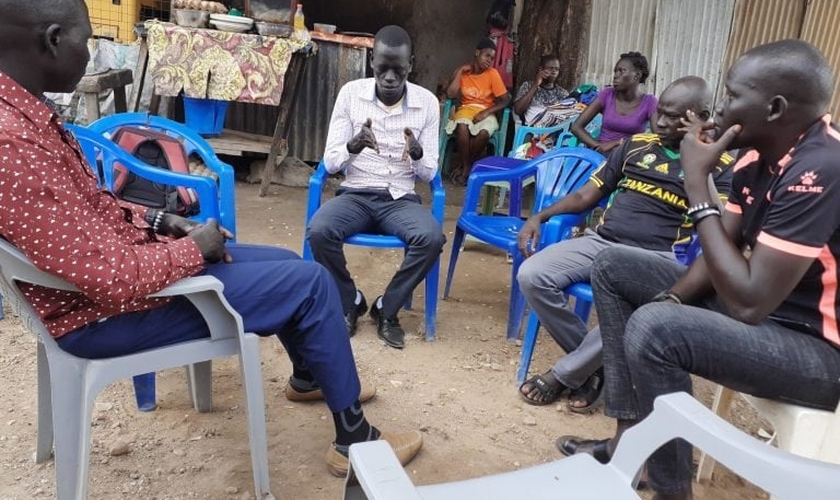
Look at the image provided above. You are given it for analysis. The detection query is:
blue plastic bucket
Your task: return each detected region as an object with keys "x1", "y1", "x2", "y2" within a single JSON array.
[{"x1": 183, "y1": 97, "x2": 229, "y2": 137}]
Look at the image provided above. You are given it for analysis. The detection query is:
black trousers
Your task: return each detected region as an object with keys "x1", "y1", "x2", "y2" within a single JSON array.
[{"x1": 306, "y1": 189, "x2": 445, "y2": 318}]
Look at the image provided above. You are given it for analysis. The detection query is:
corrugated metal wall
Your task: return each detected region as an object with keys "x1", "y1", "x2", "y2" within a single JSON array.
[
  {"x1": 800, "y1": 0, "x2": 840, "y2": 117},
  {"x1": 581, "y1": 0, "x2": 657, "y2": 88},
  {"x1": 285, "y1": 41, "x2": 369, "y2": 162},
  {"x1": 652, "y1": 0, "x2": 736, "y2": 102},
  {"x1": 719, "y1": 0, "x2": 805, "y2": 99},
  {"x1": 583, "y1": 0, "x2": 734, "y2": 99},
  {"x1": 224, "y1": 40, "x2": 369, "y2": 162}
]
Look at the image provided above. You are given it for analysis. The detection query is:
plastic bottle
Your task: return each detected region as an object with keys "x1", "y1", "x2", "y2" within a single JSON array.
[{"x1": 292, "y1": 4, "x2": 310, "y2": 43}]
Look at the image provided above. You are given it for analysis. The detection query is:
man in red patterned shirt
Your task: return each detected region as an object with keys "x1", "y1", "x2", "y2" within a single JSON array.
[{"x1": 0, "y1": 0, "x2": 420, "y2": 477}]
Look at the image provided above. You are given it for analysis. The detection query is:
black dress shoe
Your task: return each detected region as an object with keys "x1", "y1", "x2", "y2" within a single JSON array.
[
  {"x1": 344, "y1": 292, "x2": 368, "y2": 337},
  {"x1": 369, "y1": 298, "x2": 405, "y2": 349}
]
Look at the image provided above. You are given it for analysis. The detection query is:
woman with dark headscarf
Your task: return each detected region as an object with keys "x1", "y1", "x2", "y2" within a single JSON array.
[{"x1": 571, "y1": 51, "x2": 657, "y2": 155}]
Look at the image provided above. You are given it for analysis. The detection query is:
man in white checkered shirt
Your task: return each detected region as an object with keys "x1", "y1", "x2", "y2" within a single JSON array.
[{"x1": 306, "y1": 25, "x2": 445, "y2": 349}]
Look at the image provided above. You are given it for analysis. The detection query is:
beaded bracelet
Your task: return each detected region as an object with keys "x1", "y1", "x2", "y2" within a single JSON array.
[
  {"x1": 686, "y1": 201, "x2": 715, "y2": 217},
  {"x1": 144, "y1": 209, "x2": 159, "y2": 228},
  {"x1": 691, "y1": 207, "x2": 721, "y2": 224},
  {"x1": 152, "y1": 211, "x2": 165, "y2": 233}
]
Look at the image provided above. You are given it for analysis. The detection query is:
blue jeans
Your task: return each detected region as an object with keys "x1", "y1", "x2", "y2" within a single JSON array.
[
  {"x1": 58, "y1": 244, "x2": 361, "y2": 412},
  {"x1": 591, "y1": 246, "x2": 840, "y2": 495}
]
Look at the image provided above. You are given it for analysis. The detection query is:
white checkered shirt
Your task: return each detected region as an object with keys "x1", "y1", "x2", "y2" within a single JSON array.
[{"x1": 323, "y1": 78, "x2": 440, "y2": 199}]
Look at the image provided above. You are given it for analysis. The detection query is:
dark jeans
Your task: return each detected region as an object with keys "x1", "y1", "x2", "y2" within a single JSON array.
[
  {"x1": 591, "y1": 246, "x2": 840, "y2": 495},
  {"x1": 58, "y1": 244, "x2": 361, "y2": 412},
  {"x1": 305, "y1": 189, "x2": 445, "y2": 318}
]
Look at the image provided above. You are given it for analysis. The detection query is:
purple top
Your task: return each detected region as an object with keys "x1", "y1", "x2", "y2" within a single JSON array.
[{"x1": 596, "y1": 87, "x2": 657, "y2": 143}]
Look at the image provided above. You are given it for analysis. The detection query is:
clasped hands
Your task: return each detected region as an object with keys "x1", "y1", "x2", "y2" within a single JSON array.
[
  {"x1": 159, "y1": 214, "x2": 233, "y2": 264},
  {"x1": 346, "y1": 118, "x2": 423, "y2": 161}
]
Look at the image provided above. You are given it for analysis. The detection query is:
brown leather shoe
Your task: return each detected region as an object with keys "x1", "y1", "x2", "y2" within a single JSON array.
[
  {"x1": 325, "y1": 430, "x2": 423, "y2": 477},
  {"x1": 284, "y1": 378, "x2": 377, "y2": 403}
]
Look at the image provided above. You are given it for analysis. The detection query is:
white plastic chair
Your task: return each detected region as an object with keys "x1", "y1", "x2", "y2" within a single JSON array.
[
  {"x1": 696, "y1": 385, "x2": 840, "y2": 486},
  {"x1": 0, "y1": 239, "x2": 275, "y2": 500},
  {"x1": 342, "y1": 392, "x2": 840, "y2": 500}
]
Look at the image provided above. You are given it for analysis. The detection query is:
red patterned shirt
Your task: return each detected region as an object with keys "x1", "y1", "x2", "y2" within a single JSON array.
[{"x1": 0, "y1": 72, "x2": 205, "y2": 338}]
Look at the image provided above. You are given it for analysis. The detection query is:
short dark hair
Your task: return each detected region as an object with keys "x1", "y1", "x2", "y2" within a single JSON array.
[
  {"x1": 374, "y1": 25, "x2": 412, "y2": 54},
  {"x1": 539, "y1": 54, "x2": 560, "y2": 67},
  {"x1": 619, "y1": 51, "x2": 650, "y2": 84},
  {"x1": 741, "y1": 39, "x2": 834, "y2": 109},
  {"x1": 0, "y1": 0, "x2": 84, "y2": 24}
]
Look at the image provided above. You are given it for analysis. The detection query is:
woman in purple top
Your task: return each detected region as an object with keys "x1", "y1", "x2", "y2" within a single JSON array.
[{"x1": 571, "y1": 51, "x2": 657, "y2": 155}]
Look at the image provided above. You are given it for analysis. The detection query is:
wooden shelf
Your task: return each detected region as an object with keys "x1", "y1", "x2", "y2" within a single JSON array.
[{"x1": 205, "y1": 129, "x2": 274, "y2": 156}]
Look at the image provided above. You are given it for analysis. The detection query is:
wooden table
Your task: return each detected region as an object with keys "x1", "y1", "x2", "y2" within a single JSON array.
[{"x1": 145, "y1": 22, "x2": 311, "y2": 196}]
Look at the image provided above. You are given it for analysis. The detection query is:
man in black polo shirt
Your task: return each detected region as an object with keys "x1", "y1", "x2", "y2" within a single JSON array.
[
  {"x1": 516, "y1": 76, "x2": 733, "y2": 409},
  {"x1": 560, "y1": 40, "x2": 840, "y2": 500}
]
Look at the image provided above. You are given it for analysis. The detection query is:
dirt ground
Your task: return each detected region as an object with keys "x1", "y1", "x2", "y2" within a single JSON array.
[{"x1": 0, "y1": 180, "x2": 771, "y2": 499}]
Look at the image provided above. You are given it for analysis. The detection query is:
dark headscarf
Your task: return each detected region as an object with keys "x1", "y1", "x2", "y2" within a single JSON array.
[{"x1": 476, "y1": 38, "x2": 496, "y2": 51}]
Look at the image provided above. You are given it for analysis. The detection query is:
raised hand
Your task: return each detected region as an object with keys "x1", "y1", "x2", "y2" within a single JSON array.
[
  {"x1": 534, "y1": 69, "x2": 547, "y2": 87},
  {"x1": 680, "y1": 110, "x2": 741, "y2": 180},
  {"x1": 346, "y1": 118, "x2": 380, "y2": 154},
  {"x1": 402, "y1": 128, "x2": 423, "y2": 161}
]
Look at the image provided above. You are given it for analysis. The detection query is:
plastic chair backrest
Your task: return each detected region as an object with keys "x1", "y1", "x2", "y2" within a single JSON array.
[
  {"x1": 530, "y1": 147, "x2": 605, "y2": 215},
  {"x1": 343, "y1": 392, "x2": 840, "y2": 500},
  {"x1": 84, "y1": 113, "x2": 237, "y2": 238},
  {"x1": 67, "y1": 124, "x2": 230, "y2": 236},
  {"x1": 439, "y1": 98, "x2": 512, "y2": 164},
  {"x1": 0, "y1": 237, "x2": 273, "y2": 499},
  {"x1": 508, "y1": 121, "x2": 579, "y2": 160}
]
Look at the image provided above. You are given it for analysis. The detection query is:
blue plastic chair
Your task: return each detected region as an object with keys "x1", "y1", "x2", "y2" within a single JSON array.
[
  {"x1": 438, "y1": 98, "x2": 511, "y2": 174},
  {"x1": 68, "y1": 125, "x2": 224, "y2": 227},
  {"x1": 301, "y1": 161, "x2": 445, "y2": 341},
  {"x1": 516, "y1": 232, "x2": 702, "y2": 385},
  {"x1": 66, "y1": 124, "x2": 229, "y2": 411},
  {"x1": 83, "y1": 112, "x2": 238, "y2": 240},
  {"x1": 443, "y1": 147, "x2": 606, "y2": 341},
  {"x1": 509, "y1": 121, "x2": 579, "y2": 160}
]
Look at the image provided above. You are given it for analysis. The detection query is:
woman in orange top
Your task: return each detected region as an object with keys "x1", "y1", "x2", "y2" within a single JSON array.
[{"x1": 444, "y1": 38, "x2": 511, "y2": 184}]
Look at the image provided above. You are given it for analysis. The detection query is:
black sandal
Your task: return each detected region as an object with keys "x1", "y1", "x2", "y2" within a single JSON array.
[
  {"x1": 568, "y1": 368, "x2": 605, "y2": 414},
  {"x1": 556, "y1": 435, "x2": 612, "y2": 463},
  {"x1": 518, "y1": 373, "x2": 568, "y2": 406}
]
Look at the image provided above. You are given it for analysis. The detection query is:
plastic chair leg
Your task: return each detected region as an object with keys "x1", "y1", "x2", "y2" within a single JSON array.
[
  {"x1": 506, "y1": 254, "x2": 528, "y2": 342},
  {"x1": 51, "y1": 361, "x2": 96, "y2": 500},
  {"x1": 186, "y1": 361, "x2": 213, "y2": 413},
  {"x1": 424, "y1": 258, "x2": 440, "y2": 341},
  {"x1": 444, "y1": 227, "x2": 466, "y2": 299},
  {"x1": 696, "y1": 385, "x2": 736, "y2": 482},
  {"x1": 517, "y1": 311, "x2": 541, "y2": 385},
  {"x1": 573, "y1": 298, "x2": 593, "y2": 323},
  {"x1": 238, "y1": 334, "x2": 275, "y2": 500},
  {"x1": 35, "y1": 342, "x2": 54, "y2": 463}
]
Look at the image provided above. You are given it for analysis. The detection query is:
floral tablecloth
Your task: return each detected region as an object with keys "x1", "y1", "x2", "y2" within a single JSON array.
[{"x1": 147, "y1": 22, "x2": 309, "y2": 106}]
